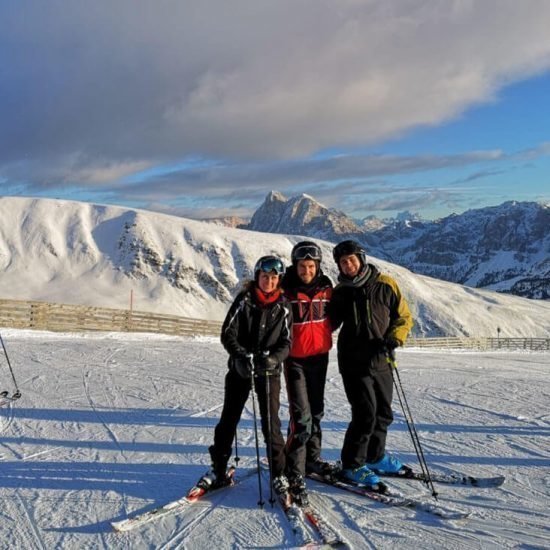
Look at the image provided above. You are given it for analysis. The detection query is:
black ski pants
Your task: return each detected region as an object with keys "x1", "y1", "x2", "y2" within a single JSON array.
[
  {"x1": 212, "y1": 368, "x2": 286, "y2": 477},
  {"x1": 284, "y1": 354, "x2": 328, "y2": 479},
  {"x1": 339, "y1": 358, "x2": 394, "y2": 470}
]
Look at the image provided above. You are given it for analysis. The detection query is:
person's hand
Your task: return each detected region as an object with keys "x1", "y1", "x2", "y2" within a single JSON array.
[
  {"x1": 384, "y1": 337, "x2": 400, "y2": 351},
  {"x1": 371, "y1": 338, "x2": 387, "y2": 353},
  {"x1": 383, "y1": 337, "x2": 401, "y2": 362},
  {"x1": 255, "y1": 352, "x2": 279, "y2": 376},
  {"x1": 233, "y1": 353, "x2": 254, "y2": 379}
]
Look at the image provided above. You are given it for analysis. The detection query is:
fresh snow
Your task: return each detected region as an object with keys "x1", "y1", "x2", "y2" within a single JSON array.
[{"x1": 1, "y1": 329, "x2": 548, "y2": 549}]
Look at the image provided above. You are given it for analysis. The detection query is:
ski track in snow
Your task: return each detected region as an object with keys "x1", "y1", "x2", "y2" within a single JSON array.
[{"x1": 0, "y1": 333, "x2": 549, "y2": 549}]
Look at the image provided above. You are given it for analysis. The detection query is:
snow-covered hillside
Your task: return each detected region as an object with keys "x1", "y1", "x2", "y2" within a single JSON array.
[
  {"x1": 1, "y1": 196, "x2": 550, "y2": 337},
  {"x1": 0, "y1": 330, "x2": 548, "y2": 549}
]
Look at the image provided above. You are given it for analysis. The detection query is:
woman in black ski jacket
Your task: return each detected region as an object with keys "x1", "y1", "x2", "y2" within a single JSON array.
[{"x1": 207, "y1": 255, "x2": 293, "y2": 500}]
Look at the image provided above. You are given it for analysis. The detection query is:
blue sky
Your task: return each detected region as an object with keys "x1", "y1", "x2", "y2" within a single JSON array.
[{"x1": 1, "y1": 1, "x2": 549, "y2": 221}]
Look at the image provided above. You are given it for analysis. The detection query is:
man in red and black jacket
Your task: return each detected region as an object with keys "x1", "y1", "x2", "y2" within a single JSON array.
[{"x1": 282, "y1": 241, "x2": 333, "y2": 506}]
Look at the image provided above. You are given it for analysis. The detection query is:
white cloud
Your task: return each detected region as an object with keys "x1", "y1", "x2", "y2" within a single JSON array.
[{"x1": 1, "y1": 0, "x2": 550, "y2": 184}]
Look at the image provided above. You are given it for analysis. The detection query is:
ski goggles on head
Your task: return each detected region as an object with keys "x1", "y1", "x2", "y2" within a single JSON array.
[
  {"x1": 254, "y1": 256, "x2": 285, "y2": 275},
  {"x1": 292, "y1": 244, "x2": 322, "y2": 262}
]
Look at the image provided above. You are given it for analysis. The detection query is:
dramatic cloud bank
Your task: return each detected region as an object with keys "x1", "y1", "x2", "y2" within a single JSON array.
[{"x1": 2, "y1": 1, "x2": 550, "y2": 202}]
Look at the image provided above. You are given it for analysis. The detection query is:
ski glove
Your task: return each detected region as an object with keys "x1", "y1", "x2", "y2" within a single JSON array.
[
  {"x1": 233, "y1": 353, "x2": 254, "y2": 379},
  {"x1": 255, "y1": 352, "x2": 279, "y2": 376},
  {"x1": 384, "y1": 337, "x2": 401, "y2": 351},
  {"x1": 371, "y1": 338, "x2": 389, "y2": 353}
]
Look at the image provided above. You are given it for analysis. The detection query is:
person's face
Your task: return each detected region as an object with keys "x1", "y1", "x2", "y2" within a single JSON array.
[
  {"x1": 258, "y1": 271, "x2": 280, "y2": 293},
  {"x1": 339, "y1": 254, "x2": 361, "y2": 277},
  {"x1": 297, "y1": 259, "x2": 317, "y2": 285}
]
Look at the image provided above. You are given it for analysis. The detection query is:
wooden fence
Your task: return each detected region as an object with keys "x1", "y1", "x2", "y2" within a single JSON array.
[
  {"x1": 407, "y1": 336, "x2": 550, "y2": 351},
  {"x1": 0, "y1": 299, "x2": 222, "y2": 337},
  {"x1": 0, "y1": 298, "x2": 548, "y2": 350}
]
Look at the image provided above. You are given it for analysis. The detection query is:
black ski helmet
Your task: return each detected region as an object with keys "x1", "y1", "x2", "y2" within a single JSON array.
[
  {"x1": 254, "y1": 255, "x2": 285, "y2": 279},
  {"x1": 333, "y1": 240, "x2": 367, "y2": 266},
  {"x1": 291, "y1": 241, "x2": 322, "y2": 264}
]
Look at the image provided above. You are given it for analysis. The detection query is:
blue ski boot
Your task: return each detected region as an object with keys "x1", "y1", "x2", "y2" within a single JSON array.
[
  {"x1": 366, "y1": 454, "x2": 406, "y2": 474},
  {"x1": 340, "y1": 465, "x2": 381, "y2": 488}
]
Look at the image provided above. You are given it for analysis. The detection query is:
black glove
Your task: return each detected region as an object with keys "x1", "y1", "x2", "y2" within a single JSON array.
[
  {"x1": 233, "y1": 353, "x2": 254, "y2": 379},
  {"x1": 255, "y1": 352, "x2": 279, "y2": 376},
  {"x1": 371, "y1": 338, "x2": 388, "y2": 354},
  {"x1": 384, "y1": 337, "x2": 400, "y2": 351}
]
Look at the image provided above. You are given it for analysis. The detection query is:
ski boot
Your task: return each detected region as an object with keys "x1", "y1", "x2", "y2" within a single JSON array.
[
  {"x1": 306, "y1": 459, "x2": 337, "y2": 477},
  {"x1": 366, "y1": 454, "x2": 412, "y2": 476},
  {"x1": 272, "y1": 474, "x2": 292, "y2": 509},
  {"x1": 288, "y1": 474, "x2": 309, "y2": 507},
  {"x1": 340, "y1": 465, "x2": 387, "y2": 492}
]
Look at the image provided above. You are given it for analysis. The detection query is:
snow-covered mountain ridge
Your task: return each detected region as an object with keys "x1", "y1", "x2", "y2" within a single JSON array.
[
  {"x1": 1, "y1": 196, "x2": 549, "y2": 337},
  {"x1": 246, "y1": 192, "x2": 550, "y2": 300}
]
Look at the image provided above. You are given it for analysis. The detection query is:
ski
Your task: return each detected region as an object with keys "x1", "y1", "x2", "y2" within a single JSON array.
[
  {"x1": 309, "y1": 460, "x2": 504, "y2": 488},
  {"x1": 378, "y1": 468, "x2": 505, "y2": 488},
  {"x1": 307, "y1": 472, "x2": 470, "y2": 520},
  {"x1": 111, "y1": 466, "x2": 252, "y2": 532},
  {"x1": 259, "y1": 467, "x2": 317, "y2": 546},
  {"x1": 279, "y1": 499, "x2": 317, "y2": 547},
  {"x1": 260, "y1": 463, "x2": 348, "y2": 548},
  {"x1": 301, "y1": 501, "x2": 349, "y2": 548},
  {"x1": 275, "y1": 495, "x2": 348, "y2": 549}
]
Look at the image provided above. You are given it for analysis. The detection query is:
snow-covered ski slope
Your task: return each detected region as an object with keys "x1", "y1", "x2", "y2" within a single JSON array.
[{"x1": 0, "y1": 329, "x2": 548, "y2": 549}]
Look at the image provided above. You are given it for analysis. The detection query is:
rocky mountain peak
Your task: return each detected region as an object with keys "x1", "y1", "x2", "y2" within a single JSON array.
[
  {"x1": 265, "y1": 189, "x2": 287, "y2": 203},
  {"x1": 248, "y1": 191, "x2": 363, "y2": 241}
]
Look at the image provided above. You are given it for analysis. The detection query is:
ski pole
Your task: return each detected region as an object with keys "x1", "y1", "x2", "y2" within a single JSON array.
[
  {"x1": 0, "y1": 333, "x2": 21, "y2": 399},
  {"x1": 233, "y1": 429, "x2": 240, "y2": 467},
  {"x1": 264, "y1": 372, "x2": 275, "y2": 506},
  {"x1": 249, "y1": 358, "x2": 264, "y2": 507},
  {"x1": 386, "y1": 350, "x2": 438, "y2": 499}
]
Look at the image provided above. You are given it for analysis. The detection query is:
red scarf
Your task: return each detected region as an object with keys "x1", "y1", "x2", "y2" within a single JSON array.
[{"x1": 254, "y1": 287, "x2": 281, "y2": 307}]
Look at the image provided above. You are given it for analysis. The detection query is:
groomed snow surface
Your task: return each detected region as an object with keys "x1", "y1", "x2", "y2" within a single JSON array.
[{"x1": 0, "y1": 329, "x2": 548, "y2": 549}]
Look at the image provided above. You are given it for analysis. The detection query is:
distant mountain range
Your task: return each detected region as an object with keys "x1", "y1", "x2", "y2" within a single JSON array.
[
  {"x1": 245, "y1": 191, "x2": 550, "y2": 300},
  {"x1": 1, "y1": 196, "x2": 549, "y2": 336}
]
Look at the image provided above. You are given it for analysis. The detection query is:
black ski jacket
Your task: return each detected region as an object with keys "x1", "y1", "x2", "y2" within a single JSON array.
[
  {"x1": 329, "y1": 264, "x2": 413, "y2": 368},
  {"x1": 221, "y1": 283, "x2": 292, "y2": 376}
]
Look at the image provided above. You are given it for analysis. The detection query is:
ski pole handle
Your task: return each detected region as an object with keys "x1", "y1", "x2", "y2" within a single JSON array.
[{"x1": 385, "y1": 349, "x2": 397, "y2": 367}]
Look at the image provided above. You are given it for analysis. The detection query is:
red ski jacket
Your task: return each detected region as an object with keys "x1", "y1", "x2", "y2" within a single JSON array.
[{"x1": 284, "y1": 273, "x2": 333, "y2": 358}]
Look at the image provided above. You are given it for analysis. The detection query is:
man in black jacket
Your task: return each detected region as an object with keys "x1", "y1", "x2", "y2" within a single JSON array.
[
  {"x1": 207, "y1": 255, "x2": 293, "y2": 500},
  {"x1": 330, "y1": 240, "x2": 413, "y2": 488}
]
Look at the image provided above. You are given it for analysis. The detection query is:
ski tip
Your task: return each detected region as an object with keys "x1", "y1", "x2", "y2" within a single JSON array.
[
  {"x1": 469, "y1": 475, "x2": 506, "y2": 488},
  {"x1": 487, "y1": 475, "x2": 506, "y2": 487}
]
